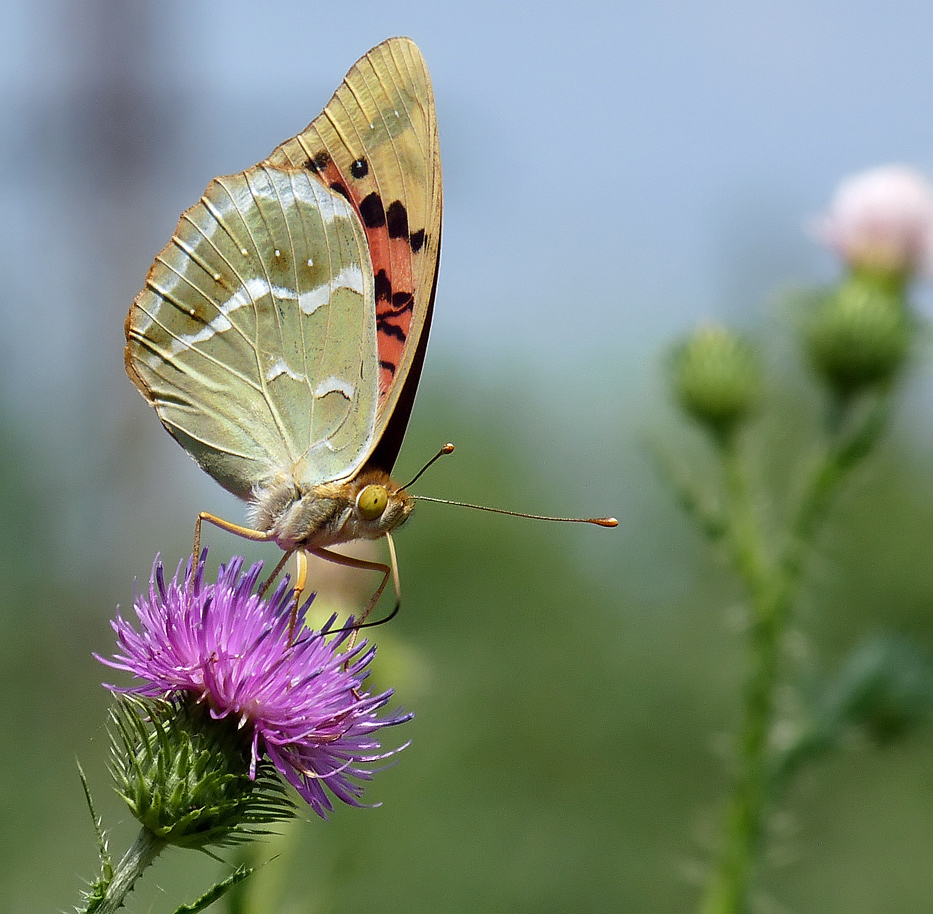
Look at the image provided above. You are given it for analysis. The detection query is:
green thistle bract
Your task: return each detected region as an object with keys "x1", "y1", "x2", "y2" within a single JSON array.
[
  {"x1": 805, "y1": 277, "x2": 909, "y2": 396},
  {"x1": 109, "y1": 695, "x2": 294, "y2": 849}
]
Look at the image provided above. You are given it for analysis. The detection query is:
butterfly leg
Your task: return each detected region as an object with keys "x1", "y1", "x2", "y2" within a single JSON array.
[
  {"x1": 192, "y1": 512, "x2": 275, "y2": 593},
  {"x1": 194, "y1": 511, "x2": 274, "y2": 559},
  {"x1": 285, "y1": 549, "x2": 309, "y2": 639},
  {"x1": 258, "y1": 547, "x2": 298, "y2": 599}
]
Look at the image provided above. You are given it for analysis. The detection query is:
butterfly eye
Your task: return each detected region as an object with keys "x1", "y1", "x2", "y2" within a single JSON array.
[{"x1": 356, "y1": 484, "x2": 389, "y2": 520}]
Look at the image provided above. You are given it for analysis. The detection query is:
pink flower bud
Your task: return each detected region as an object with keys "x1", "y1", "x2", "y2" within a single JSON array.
[{"x1": 813, "y1": 166, "x2": 933, "y2": 278}]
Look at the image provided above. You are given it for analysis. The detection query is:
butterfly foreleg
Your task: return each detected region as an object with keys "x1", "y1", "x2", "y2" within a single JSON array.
[{"x1": 258, "y1": 547, "x2": 298, "y2": 600}]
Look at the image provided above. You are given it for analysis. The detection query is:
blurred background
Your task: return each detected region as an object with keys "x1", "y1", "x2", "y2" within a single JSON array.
[{"x1": 3, "y1": 1, "x2": 933, "y2": 911}]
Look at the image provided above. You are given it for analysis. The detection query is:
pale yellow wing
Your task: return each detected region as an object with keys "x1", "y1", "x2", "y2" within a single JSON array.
[
  {"x1": 125, "y1": 165, "x2": 379, "y2": 500},
  {"x1": 125, "y1": 39, "x2": 441, "y2": 502}
]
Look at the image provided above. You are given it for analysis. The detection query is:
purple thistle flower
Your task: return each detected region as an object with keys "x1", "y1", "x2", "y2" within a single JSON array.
[{"x1": 98, "y1": 555, "x2": 412, "y2": 819}]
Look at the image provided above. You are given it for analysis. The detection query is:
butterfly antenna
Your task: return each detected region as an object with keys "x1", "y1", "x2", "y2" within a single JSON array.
[
  {"x1": 412, "y1": 494, "x2": 618, "y2": 528},
  {"x1": 402, "y1": 442, "x2": 456, "y2": 489}
]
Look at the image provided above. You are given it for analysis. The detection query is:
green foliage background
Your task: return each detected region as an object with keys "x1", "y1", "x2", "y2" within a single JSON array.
[{"x1": 2, "y1": 346, "x2": 933, "y2": 913}]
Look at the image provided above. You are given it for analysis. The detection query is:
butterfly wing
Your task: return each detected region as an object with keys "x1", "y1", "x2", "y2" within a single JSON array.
[
  {"x1": 125, "y1": 165, "x2": 379, "y2": 500},
  {"x1": 125, "y1": 38, "x2": 441, "y2": 502},
  {"x1": 266, "y1": 36, "x2": 442, "y2": 475}
]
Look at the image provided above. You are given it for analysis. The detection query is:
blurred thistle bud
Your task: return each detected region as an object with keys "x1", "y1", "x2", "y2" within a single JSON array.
[
  {"x1": 805, "y1": 276, "x2": 909, "y2": 396},
  {"x1": 813, "y1": 165, "x2": 933, "y2": 282},
  {"x1": 673, "y1": 324, "x2": 760, "y2": 437}
]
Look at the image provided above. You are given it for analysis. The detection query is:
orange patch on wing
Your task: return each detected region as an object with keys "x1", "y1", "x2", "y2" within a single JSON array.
[{"x1": 316, "y1": 161, "x2": 415, "y2": 401}]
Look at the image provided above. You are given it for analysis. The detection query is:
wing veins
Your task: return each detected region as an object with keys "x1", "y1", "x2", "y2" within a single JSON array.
[
  {"x1": 180, "y1": 208, "x2": 252, "y2": 293},
  {"x1": 129, "y1": 302, "x2": 264, "y2": 394},
  {"x1": 265, "y1": 168, "x2": 318, "y2": 460},
  {"x1": 148, "y1": 250, "x2": 254, "y2": 353},
  {"x1": 279, "y1": 171, "x2": 320, "y2": 448},
  {"x1": 218, "y1": 172, "x2": 301, "y2": 461}
]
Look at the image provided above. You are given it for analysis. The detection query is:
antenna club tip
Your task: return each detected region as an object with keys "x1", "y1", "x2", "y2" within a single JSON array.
[
  {"x1": 593, "y1": 517, "x2": 619, "y2": 527},
  {"x1": 442, "y1": 443, "x2": 455, "y2": 454}
]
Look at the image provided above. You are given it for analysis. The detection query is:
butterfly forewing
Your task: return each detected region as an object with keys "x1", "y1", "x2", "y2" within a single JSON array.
[
  {"x1": 266, "y1": 37, "x2": 442, "y2": 452},
  {"x1": 125, "y1": 165, "x2": 379, "y2": 500}
]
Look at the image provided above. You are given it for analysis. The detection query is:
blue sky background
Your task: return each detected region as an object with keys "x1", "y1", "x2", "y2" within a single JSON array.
[
  {"x1": 2, "y1": 0, "x2": 933, "y2": 572},
  {"x1": 5, "y1": 0, "x2": 933, "y2": 381}
]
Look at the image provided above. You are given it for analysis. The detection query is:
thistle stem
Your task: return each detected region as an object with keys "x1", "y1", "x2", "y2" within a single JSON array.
[
  {"x1": 698, "y1": 433, "x2": 786, "y2": 914},
  {"x1": 699, "y1": 579, "x2": 786, "y2": 914},
  {"x1": 93, "y1": 827, "x2": 166, "y2": 914},
  {"x1": 698, "y1": 397, "x2": 888, "y2": 913}
]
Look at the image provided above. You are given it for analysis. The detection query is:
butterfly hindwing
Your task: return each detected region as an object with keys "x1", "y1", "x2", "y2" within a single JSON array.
[
  {"x1": 266, "y1": 37, "x2": 442, "y2": 461},
  {"x1": 125, "y1": 165, "x2": 379, "y2": 499}
]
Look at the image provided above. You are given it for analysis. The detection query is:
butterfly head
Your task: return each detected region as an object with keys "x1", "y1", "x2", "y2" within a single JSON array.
[{"x1": 345, "y1": 468, "x2": 415, "y2": 537}]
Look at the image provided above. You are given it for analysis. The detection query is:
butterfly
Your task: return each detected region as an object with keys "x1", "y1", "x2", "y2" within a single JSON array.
[{"x1": 125, "y1": 37, "x2": 442, "y2": 612}]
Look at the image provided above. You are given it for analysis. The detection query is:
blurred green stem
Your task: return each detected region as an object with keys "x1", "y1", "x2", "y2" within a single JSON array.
[
  {"x1": 85, "y1": 827, "x2": 165, "y2": 914},
  {"x1": 698, "y1": 432, "x2": 784, "y2": 914},
  {"x1": 698, "y1": 398, "x2": 886, "y2": 914}
]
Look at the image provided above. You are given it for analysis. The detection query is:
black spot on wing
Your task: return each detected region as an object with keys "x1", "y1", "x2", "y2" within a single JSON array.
[
  {"x1": 391, "y1": 291, "x2": 414, "y2": 311},
  {"x1": 305, "y1": 152, "x2": 330, "y2": 173},
  {"x1": 377, "y1": 319, "x2": 407, "y2": 342},
  {"x1": 351, "y1": 157, "x2": 369, "y2": 179},
  {"x1": 329, "y1": 182, "x2": 351, "y2": 202},
  {"x1": 386, "y1": 201, "x2": 409, "y2": 240},
  {"x1": 374, "y1": 269, "x2": 392, "y2": 302},
  {"x1": 409, "y1": 228, "x2": 425, "y2": 253},
  {"x1": 359, "y1": 192, "x2": 386, "y2": 229},
  {"x1": 379, "y1": 359, "x2": 397, "y2": 375}
]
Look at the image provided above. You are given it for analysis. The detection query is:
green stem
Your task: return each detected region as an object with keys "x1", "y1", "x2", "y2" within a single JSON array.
[
  {"x1": 698, "y1": 396, "x2": 889, "y2": 914},
  {"x1": 699, "y1": 587, "x2": 786, "y2": 914},
  {"x1": 785, "y1": 394, "x2": 888, "y2": 591},
  {"x1": 698, "y1": 433, "x2": 785, "y2": 914},
  {"x1": 90, "y1": 827, "x2": 166, "y2": 914}
]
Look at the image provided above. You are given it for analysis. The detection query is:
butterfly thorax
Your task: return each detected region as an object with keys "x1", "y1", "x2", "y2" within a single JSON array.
[{"x1": 247, "y1": 468, "x2": 414, "y2": 551}]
